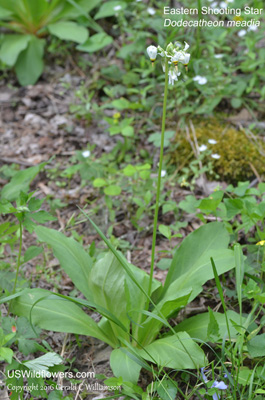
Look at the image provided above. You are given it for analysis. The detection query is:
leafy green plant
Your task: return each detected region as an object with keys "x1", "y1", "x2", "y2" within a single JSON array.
[
  {"x1": 0, "y1": 0, "x2": 114, "y2": 85},
  {"x1": 9, "y1": 221, "x2": 235, "y2": 384}
]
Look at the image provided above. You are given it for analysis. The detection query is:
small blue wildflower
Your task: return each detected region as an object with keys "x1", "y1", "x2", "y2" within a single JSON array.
[{"x1": 201, "y1": 368, "x2": 228, "y2": 400}]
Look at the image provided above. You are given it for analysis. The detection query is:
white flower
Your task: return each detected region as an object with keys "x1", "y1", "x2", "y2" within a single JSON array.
[
  {"x1": 208, "y1": 139, "x2": 217, "y2": 144},
  {"x1": 248, "y1": 25, "x2": 258, "y2": 31},
  {"x1": 146, "y1": 45, "x2": 157, "y2": 61},
  {"x1": 170, "y1": 51, "x2": 183, "y2": 68},
  {"x1": 82, "y1": 150, "x2": 91, "y2": 158},
  {"x1": 161, "y1": 170, "x2": 166, "y2": 177},
  {"x1": 180, "y1": 53, "x2": 190, "y2": 68},
  {"x1": 193, "y1": 75, "x2": 207, "y2": 85},
  {"x1": 227, "y1": 0, "x2": 234, "y2": 3},
  {"x1": 199, "y1": 144, "x2": 207, "y2": 152},
  {"x1": 168, "y1": 69, "x2": 180, "y2": 85},
  {"x1": 147, "y1": 7, "x2": 156, "y2": 15},
  {"x1": 238, "y1": 29, "x2": 247, "y2": 37},
  {"x1": 114, "y1": 5, "x2": 122, "y2": 11},
  {"x1": 183, "y1": 41, "x2": 189, "y2": 51},
  {"x1": 215, "y1": 54, "x2": 224, "y2": 59},
  {"x1": 211, "y1": 153, "x2": 221, "y2": 159},
  {"x1": 220, "y1": 1, "x2": 228, "y2": 8}
]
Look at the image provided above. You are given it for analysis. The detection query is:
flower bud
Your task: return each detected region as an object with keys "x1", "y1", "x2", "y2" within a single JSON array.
[{"x1": 146, "y1": 45, "x2": 157, "y2": 63}]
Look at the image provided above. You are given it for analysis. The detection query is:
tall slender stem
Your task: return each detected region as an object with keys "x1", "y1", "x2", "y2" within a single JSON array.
[
  {"x1": 13, "y1": 221, "x2": 23, "y2": 294},
  {"x1": 148, "y1": 60, "x2": 169, "y2": 297}
]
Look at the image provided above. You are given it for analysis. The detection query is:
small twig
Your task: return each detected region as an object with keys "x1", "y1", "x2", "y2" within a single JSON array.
[
  {"x1": 249, "y1": 162, "x2": 262, "y2": 183},
  {"x1": 0, "y1": 156, "x2": 33, "y2": 166}
]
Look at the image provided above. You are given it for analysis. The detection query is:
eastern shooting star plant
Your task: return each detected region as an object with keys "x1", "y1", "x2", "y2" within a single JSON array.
[
  {"x1": 146, "y1": 41, "x2": 191, "y2": 299},
  {"x1": 6, "y1": 40, "x2": 237, "y2": 388}
]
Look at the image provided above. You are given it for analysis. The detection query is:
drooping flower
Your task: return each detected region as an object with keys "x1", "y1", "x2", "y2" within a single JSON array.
[
  {"x1": 248, "y1": 25, "x2": 258, "y2": 32},
  {"x1": 193, "y1": 75, "x2": 207, "y2": 85},
  {"x1": 168, "y1": 69, "x2": 180, "y2": 85},
  {"x1": 208, "y1": 139, "x2": 217, "y2": 144},
  {"x1": 180, "y1": 53, "x2": 191, "y2": 71},
  {"x1": 211, "y1": 153, "x2": 221, "y2": 159},
  {"x1": 147, "y1": 7, "x2": 156, "y2": 15},
  {"x1": 82, "y1": 150, "x2": 91, "y2": 158},
  {"x1": 171, "y1": 51, "x2": 183, "y2": 70},
  {"x1": 147, "y1": 45, "x2": 158, "y2": 63},
  {"x1": 161, "y1": 170, "x2": 166, "y2": 177},
  {"x1": 238, "y1": 29, "x2": 247, "y2": 37},
  {"x1": 199, "y1": 144, "x2": 207, "y2": 152},
  {"x1": 183, "y1": 41, "x2": 190, "y2": 51}
]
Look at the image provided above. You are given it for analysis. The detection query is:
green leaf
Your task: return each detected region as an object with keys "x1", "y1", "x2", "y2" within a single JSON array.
[
  {"x1": 121, "y1": 126, "x2": 134, "y2": 137},
  {"x1": 77, "y1": 32, "x2": 113, "y2": 52},
  {"x1": 139, "y1": 332, "x2": 206, "y2": 369},
  {"x1": 111, "y1": 98, "x2": 130, "y2": 110},
  {"x1": 24, "y1": 246, "x2": 43, "y2": 263},
  {"x1": 0, "y1": 34, "x2": 31, "y2": 66},
  {"x1": 125, "y1": 264, "x2": 161, "y2": 340},
  {"x1": 174, "y1": 310, "x2": 243, "y2": 341},
  {"x1": 11, "y1": 289, "x2": 111, "y2": 345},
  {"x1": 0, "y1": 5, "x2": 13, "y2": 18},
  {"x1": 35, "y1": 226, "x2": 93, "y2": 301},
  {"x1": 1, "y1": 162, "x2": 46, "y2": 201},
  {"x1": 138, "y1": 288, "x2": 191, "y2": 346},
  {"x1": 0, "y1": 346, "x2": 13, "y2": 363},
  {"x1": 15, "y1": 36, "x2": 45, "y2": 86},
  {"x1": 89, "y1": 252, "x2": 129, "y2": 336},
  {"x1": 148, "y1": 131, "x2": 175, "y2": 148},
  {"x1": 94, "y1": 1, "x2": 126, "y2": 19},
  {"x1": 123, "y1": 165, "x2": 137, "y2": 177},
  {"x1": 231, "y1": 98, "x2": 242, "y2": 109},
  {"x1": 247, "y1": 333, "x2": 265, "y2": 357},
  {"x1": 110, "y1": 348, "x2": 141, "y2": 384},
  {"x1": 207, "y1": 307, "x2": 220, "y2": 341},
  {"x1": 159, "y1": 224, "x2": 171, "y2": 239},
  {"x1": 93, "y1": 178, "x2": 107, "y2": 187},
  {"x1": 104, "y1": 185, "x2": 121, "y2": 196},
  {"x1": 47, "y1": 21, "x2": 88, "y2": 44},
  {"x1": 155, "y1": 380, "x2": 178, "y2": 400},
  {"x1": 163, "y1": 222, "x2": 230, "y2": 294},
  {"x1": 23, "y1": 352, "x2": 62, "y2": 376},
  {"x1": 31, "y1": 210, "x2": 57, "y2": 223}
]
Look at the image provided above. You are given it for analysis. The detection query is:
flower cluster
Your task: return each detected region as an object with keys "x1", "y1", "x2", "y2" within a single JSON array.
[{"x1": 146, "y1": 41, "x2": 191, "y2": 85}]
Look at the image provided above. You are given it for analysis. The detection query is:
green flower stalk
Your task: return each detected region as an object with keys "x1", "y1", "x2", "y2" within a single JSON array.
[{"x1": 146, "y1": 41, "x2": 191, "y2": 297}]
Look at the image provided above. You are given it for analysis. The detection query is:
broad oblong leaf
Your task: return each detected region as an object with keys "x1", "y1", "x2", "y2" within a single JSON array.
[
  {"x1": 110, "y1": 348, "x2": 141, "y2": 384},
  {"x1": 0, "y1": 34, "x2": 31, "y2": 66},
  {"x1": 1, "y1": 162, "x2": 46, "y2": 201},
  {"x1": 47, "y1": 21, "x2": 88, "y2": 43},
  {"x1": 89, "y1": 252, "x2": 130, "y2": 339},
  {"x1": 137, "y1": 288, "x2": 191, "y2": 347},
  {"x1": 77, "y1": 32, "x2": 113, "y2": 52},
  {"x1": 139, "y1": 332, "x2": 206, "y2": 369},
  {"x1": 11, "y1": 289, "x2": 113, "y2": 346},
  {"x1": 165, "y1": 248, "x2": 234, "y2": 303},
  {"x1": 94, "y1": 1, "x2": 126, "y2": 20},
  {"x1": 15, "y1": 36, "x2": 45, "y2": 86},
  {"x1": 174, "y1": 310, "x2": 244, "y2": 341},
  {"x1": 35, "y1": 226, "x2": 93, "y2": 302},
  {"x1": 163, "y1": 222, "x2": 231, "y2": 294}
]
